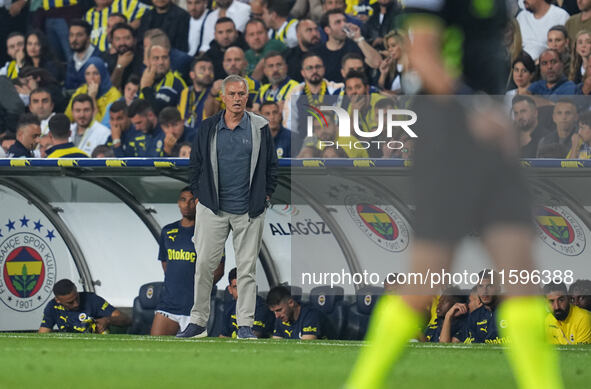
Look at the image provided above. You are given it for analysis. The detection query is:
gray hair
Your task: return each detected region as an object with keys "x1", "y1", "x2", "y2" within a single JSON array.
[{"x1": 221, "y1": 75, "x2": 249, "y2": 95}]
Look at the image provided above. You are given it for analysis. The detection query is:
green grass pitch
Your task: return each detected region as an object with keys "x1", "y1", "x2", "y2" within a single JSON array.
[{"x1": 1, "y1": 333, "x2": 589, "y2": 388}]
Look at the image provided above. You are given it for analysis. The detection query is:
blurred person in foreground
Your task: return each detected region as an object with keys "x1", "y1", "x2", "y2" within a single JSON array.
[{"x1": 346, "y1": 1, "x2": 564, "y2": 388}]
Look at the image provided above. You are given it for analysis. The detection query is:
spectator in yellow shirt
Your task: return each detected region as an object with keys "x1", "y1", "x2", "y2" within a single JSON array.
[{"x1": 544, "y1": 281, "x2": 591, "y2": 345}]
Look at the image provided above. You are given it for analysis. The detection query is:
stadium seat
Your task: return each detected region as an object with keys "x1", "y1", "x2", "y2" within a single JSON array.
[
  {"x1": 343, "y1": 286, "x2": 384, "y2": 340},
  {"x1": 129, "y1": 282, "x2": 164, "y2": 335},
  {"x1": 309, "y1": 286, "x2": 347, "y2": 339},
  {"x1": 289, "y1": 285, "x2": 303, "y2": 303}
]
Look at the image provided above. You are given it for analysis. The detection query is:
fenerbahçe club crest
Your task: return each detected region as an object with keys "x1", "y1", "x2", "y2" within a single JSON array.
[
  {"x1": 0, "y1": 215, "x2": 57, "y2": 312},
  {"x1": 344, "y1": 191, "x2": 410, "y2": 253},
  {"x1": 535, "y1": 206, "x2": 585, "y2": 256}
]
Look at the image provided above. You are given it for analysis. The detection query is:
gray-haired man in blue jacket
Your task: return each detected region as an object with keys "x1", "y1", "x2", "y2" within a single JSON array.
[{"x1": 178, "y1": 74, "x2": 278, "y2": 339}]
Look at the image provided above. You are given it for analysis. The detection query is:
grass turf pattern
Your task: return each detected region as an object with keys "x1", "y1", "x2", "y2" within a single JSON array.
[{"x1": 0, "y1": 334, "x2": 589, "y2": 388}]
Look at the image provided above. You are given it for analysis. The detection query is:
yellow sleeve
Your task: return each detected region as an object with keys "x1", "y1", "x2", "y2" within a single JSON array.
[
  {"x1": 96, "y1": 87, "x2": 123, "y2": 122},
  {"x1": 575, "y1": 310, "x2": 591, "y2": 344}
]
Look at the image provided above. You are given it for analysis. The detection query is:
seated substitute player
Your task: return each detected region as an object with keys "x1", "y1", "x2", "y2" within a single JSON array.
[
  {"x1": 544, "y1": 282, "x2": 591, "y2": 344},
  {"x1": 423, "y1": 286, "x2": 467, "y2": 343},
  {"x1": 267, "y1": 286, "x2": 320, "y2": 340},
  {"x1": 150, "y1": 187, "x2": 225, "y2": 336},
  {"x1": 39, "y1": 279, "x2": 130, "y2": 333},
  {"x1": 459, "y1": 270, "x2": 505, "y2": 344},
  {"x1": 219, "y1": 267, "x2": 274, "y2": 338}
]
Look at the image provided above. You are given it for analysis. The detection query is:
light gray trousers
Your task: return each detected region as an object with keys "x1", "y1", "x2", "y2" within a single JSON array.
[{"x1": 190, "y1": 202, "x2": 265, "y2": 327}]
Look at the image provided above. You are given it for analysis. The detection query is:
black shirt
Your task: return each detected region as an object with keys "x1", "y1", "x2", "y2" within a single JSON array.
[
  {"x1": 521, "y1": 123, "x2": 551, "y2": 158},
  {"x1": 100, "y1": 49, "x2": 144, "y2": 89},
  {"x1": 316, "y1": 39, "x2": 363, "y2": 83},
  {"x1": 7, "y1": 140, "x2": 32, "y2": 158},
  {"x1": 285, "y1": 45, "x2": 321, "y2": 83}
]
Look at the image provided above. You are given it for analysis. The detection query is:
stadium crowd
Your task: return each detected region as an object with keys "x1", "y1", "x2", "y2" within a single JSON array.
[{"x1": 1, "y1": 0, "x2": 591, "y2": 159}]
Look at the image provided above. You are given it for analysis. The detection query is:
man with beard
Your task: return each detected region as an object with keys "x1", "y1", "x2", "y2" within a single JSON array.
[
  {"x1": 252, "y1": 52, "x2": 298, "y2": 113},
  {"x1": 102, "y1": 23, "x2": 143, "y2": 90},
  {"x1": 244, "y1": 19, "x2": 287, "y2": 80},
  {"x1": 344, "y1": 71, "x2": 385, "y2": 130},
  {"x1": 511, "y1": 95, "x2": 551, "y2": 158},
  {"x1": 178, "y1": 56, "x2": 214, "y2": 134},
  {"x1": 268, "y1": 286, "x2": 320, "y2": 340},
  {"x1": 7, "y1": 113, "x2": 41, "y2": 158},
  {"x1": 282, "y1": 53, "x2": 342, "y2": 145},
  {"x1": 69, "y1": 94, "x2": 111, "y2": 155},
  {"x1": 537, "y1": 98, "x2": 578, "y2": 156},
  {"x1": 139, "y1": 36, "x2": 187, "y2": 115},
  {"x1": 286, "y1": 19, "x2": 321, "y2": 82},
  {"x1": 544, "y1": 282, "x2": 591, "y2": 344},
  {"x1": 137, "y1": 0, "x2": 190, "y2": 52},
  {"x1": 127, "y1": 98, "x2": 166, "y2": 157},
  {"x1": 529, "y1": 49, "x2": 576, "y2": 95},
  {"x1": 205, "y1": 18, "x2": 248, "y2": 80},
  {"x1": 65, "y1": 20, "x2": 101, "y2": 91},
  {"x1": 317, "y1": 10, "x2": 381, "y2": 83}
]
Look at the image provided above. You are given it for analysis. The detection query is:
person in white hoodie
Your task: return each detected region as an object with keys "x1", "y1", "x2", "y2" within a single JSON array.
[{"x1": 69, "y1": 93, "x2": 110, "y2": 156}]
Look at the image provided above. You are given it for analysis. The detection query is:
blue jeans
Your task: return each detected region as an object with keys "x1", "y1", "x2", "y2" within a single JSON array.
[{"x1": 45, "y1": 18, "x2": 71, "y2": 62}]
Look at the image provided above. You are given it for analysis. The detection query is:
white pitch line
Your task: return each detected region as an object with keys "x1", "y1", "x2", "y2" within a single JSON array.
[
  {"x1": 0, "y1": 334, "x2": 588, "y2": 352},
  {"x1": 0, "y1": 334, "x2": 361, "y2": 347}
]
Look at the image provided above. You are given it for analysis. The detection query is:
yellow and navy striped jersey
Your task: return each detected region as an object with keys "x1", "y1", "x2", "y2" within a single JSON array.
[
  {"x1": 546, "y1": 305, "x2": 591, "y2": 345},
  {"x1": 255, "y1": 78, "x2": 299, "y2": 106},
  {"x1": 42, "y1": 0, "x2": 77, "y2": 11},
  {"x1": 85, "y1": 0, "x2": 149, "y2": 52},
  {"x1": 45, "y1": 142, "x2": 89, "y2": 158},
  {"x1": 140, "y1": 70, "x2": 187, "y2": 107},
  {"x1": 178, "y1": 86, "x2": 209, "y2": 131}
]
